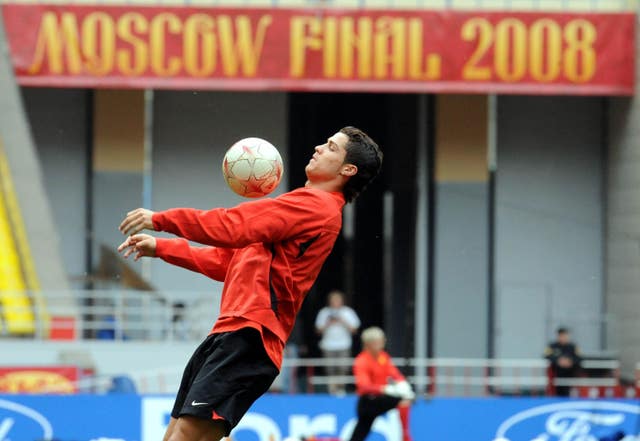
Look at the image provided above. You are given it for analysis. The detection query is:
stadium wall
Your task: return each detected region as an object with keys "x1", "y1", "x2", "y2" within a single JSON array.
[
  {"x1": 20, "y1": 89, "x2": 607, "y2": 359},
  {"x1": 431, "y1": 95, "x2": 604, "y2": 358},
  {"x1": 0, "y1": 340, "x2": 194, "y2": 382},
  {"x1": 495, "y1": 96, "x2": 605, "y2": 357},
  {"x1": 433, "y1": 94, "x2": 489, "y2": 358},
  {"x1": 92, "y1": 89, "x2": 147, "y2": 288},
  {"x1": 606, "y1": 13, "x2": 640, "y2": 377},
  {"x1": 22, "y1": 88, "x2": 90, "y2": 288},
  {"x1": 21, "y1": 89, "x2": 288, "y2": 299}
]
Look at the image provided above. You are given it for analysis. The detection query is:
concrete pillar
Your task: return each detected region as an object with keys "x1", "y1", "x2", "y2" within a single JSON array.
[
  {"x1": 433, "y1": 94, "x2": 489, "y2": 358},
  {"x1": 605, "y1": 14, "x2": 640, "y2": 378}
]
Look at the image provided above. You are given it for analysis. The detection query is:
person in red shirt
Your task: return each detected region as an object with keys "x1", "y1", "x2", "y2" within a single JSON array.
[
  {"x1": 117, "y1": 127, "x2": 383, "y2": 441},
  {"x1": 350, "y1": 327, "x2": 414, "y2": 441}
]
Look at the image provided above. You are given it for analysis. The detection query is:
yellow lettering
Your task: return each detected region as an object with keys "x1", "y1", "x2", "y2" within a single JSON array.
[
  {"x1": 494, "y1": 18, "x2": 526, "y2": 82},
  {"x1": 408, "y1": 19, "x2": 440, "y2": 80},
  {"x1": 461, "y1": 17, "x2": 493, "y2": 81},
  {"x1": 374, "y1": 17, "x2": 405, "y2": 79},
  {"x1": 564, "y1": 19, "x2": 596, "y2": 83},
  {"x1": 322, "y1": 17, "x2": 337, "y2": 78},
  {"x1": 28, "y1": 12, "x2": 83, "y2": 74},
  {"x1": 116, "y1": 13, "x2": 149, "y2": 76},
  {"x1": 183, "y1": 14, "x2": 216, "y2": 77},
  {"x1": 339, "y1": 17, "x2": 372, "y2": 79},
  {"x1": 150, "y1": 13, "x2": 182, "y2": 76},
  {"x1": 218, "y1": 15, "x2": 271, "y2": 77},
  {"x1": 290, "y1": 16, "x2": 322, "y2": 78},
  {"x1": 529, "y1": 19, "x2": 561, "y2": 82},
  {"x1": 82, "y1": 12, "x2": 115, "y2": 75}
]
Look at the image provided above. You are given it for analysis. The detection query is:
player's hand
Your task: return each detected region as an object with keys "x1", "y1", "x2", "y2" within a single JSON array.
[
  {"x1": 384, "y1": 381, "x2": 415, "y2": 400},
  {"x1": 394, "y1": 381, "x2": 416, "y2": 401},
  {"x1": 119, "y1": 208, "x2": 156, "y2": 235},
  {"x1": 383, "y1": 384, "x2": 402, "y2": 398},
  {"x1": 117, "y1": 234, "x2": 157, "y2": 261}
]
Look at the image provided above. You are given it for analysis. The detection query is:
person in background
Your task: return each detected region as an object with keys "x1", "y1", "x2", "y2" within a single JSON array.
[
  {"x1": 350, "y1": 327, "x2": 414, "y2": 441},
  {"x1": 545, "y1": 327, "x2": 582, "y2": 397},
  {"x1": 171, "y1": 301, "x2": 191, "y2": 340},
  {"x1": 315, "y1": 290, "x2": 361, "y2": 394}
]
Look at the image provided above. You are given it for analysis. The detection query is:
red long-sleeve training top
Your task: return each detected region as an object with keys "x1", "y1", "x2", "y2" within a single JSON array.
[
  {"x1": 353, "y1": 350, "x2": 405, "y2": 395},
  {"x1": 152, "y1": 187, "x2": 345, "y2": 369}
]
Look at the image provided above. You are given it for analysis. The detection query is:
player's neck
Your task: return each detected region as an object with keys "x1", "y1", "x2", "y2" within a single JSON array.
[{"x1": 305, "y1": 179, "x2": 344, "y2": 194}]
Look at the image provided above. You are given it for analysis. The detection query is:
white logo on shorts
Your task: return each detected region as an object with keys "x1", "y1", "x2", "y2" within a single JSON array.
[{"x1": 191, "y1": 401, "x2": 209, "y2": 406}]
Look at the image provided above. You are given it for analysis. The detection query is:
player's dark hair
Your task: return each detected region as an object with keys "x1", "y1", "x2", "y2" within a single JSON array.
[{"x1": 340, "y1": 126, "x2": 383, "y2": 203}]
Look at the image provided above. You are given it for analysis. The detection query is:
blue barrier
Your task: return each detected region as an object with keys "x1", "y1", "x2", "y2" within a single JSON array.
[
  {"x1": 0, "y1": 394, "x2": 140, "y2": 441},
  {"x1": 1, "y1": 394, "x2": 640, "y2": 441}
]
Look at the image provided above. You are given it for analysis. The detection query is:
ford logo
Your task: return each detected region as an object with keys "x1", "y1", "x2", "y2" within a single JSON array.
[
  {"x1": 494, "y1": 401, "x2": 640, "y2": 441},
  {"x1": 0, "y1": 398, "x2": 53, "y2": 441}
]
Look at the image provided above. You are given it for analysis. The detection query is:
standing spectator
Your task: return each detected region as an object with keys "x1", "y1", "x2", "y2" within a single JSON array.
[
  {"x1": 545, "y1": 327, "x2": 582, "y2": 397},
  {"x1": 315, "y1": 290, "x2": 360, "y2": 394},
  {"x1": 350, "y1": 327, "x2": 413, "y2": 441},
  {"x1": 171, "y1": 302, "x2": 191, "y2": 340}
]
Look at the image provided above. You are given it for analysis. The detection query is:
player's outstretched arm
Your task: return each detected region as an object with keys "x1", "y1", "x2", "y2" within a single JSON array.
[
  {"x1": 154, "y1": 238, "x2": 232, "y2": 282},
  {"x1": 152, "y1": 190, "x2": 330, "y2": 248},
  {"x1": 118, "y1": 234, "x2": 157, "y2": 261},
  {"x1": 119, "y1": 208, "x2": 156, "y2": 236},
  {"x1": 117, "y1": 234, "x2": 231, "y2": 281}
]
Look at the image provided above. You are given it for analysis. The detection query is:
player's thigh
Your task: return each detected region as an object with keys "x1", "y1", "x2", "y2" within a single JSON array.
[
  {"x1": 166, "y1": 415, "x2": 226, "y2": 441},
  {"x1": 163, "y1": 417, "x2": 178, "y2": 441},
  {"x1": 357, "y1": 395, "x2": 400, "y2": 418}
]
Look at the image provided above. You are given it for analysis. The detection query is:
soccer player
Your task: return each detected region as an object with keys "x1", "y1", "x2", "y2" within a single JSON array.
[
  {"x1": 350, "y1": 327, "x2": 414, "y2": 441},
  {"x1": 117, "y1": 127, "x2": 382, "y2": 441}
]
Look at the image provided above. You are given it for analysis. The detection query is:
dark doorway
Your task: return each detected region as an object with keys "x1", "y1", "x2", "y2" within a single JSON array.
[{"x1": 287, "y1": 92, "x2": 422, "y2": 359}]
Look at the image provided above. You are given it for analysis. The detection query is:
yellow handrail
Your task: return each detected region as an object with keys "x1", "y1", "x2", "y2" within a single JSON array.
[{"x1": 0, "y1": 137, "x2": 42, "y2": 335}]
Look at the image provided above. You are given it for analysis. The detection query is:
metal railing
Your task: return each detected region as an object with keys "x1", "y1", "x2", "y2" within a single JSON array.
[
  {"x1": 46, "y1": 356, "x2": 625, "y2": 396},
  {"x1": 281, "y1": 357, "x2": 624, "y2": 397},
  {"x1": 0, "y1": 289, "x2": 221, "y2": 341},
  {"x1": 0, "y1": 290, "x2": 631, "y2": 398}
]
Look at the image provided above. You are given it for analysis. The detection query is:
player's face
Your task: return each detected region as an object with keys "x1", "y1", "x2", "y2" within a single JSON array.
[
  {"x1": 305, "y1": 132, "x2": 351, "y2": 181},
  {"x1": 366, "y1": 337, "x2": 385, "y2": 355}
]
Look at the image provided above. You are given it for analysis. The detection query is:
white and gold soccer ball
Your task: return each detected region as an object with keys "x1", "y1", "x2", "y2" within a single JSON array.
[{"x1": 222, "y1": 137, "x2": 284, "y2": 198}]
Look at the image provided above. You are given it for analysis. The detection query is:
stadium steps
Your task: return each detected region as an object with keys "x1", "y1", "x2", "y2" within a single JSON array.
[{"x1": 0, "y1": 138, "x2": 39, "y2": 335}]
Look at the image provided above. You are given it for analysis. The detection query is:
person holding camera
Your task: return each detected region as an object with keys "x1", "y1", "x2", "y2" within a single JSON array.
[{"x1": 315, "y1": 290, "x2": 361, "y2": 394}]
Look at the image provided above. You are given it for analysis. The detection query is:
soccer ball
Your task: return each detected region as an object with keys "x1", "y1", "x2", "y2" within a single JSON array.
[{"x1": 222, "y1": 137, "x2": 284, "y2": 198}]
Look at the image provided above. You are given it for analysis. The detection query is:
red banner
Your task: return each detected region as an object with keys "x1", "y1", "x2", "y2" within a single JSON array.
[
  {"x1": 0, "y1": 366, "x2": 78, "y2": 393},
  {"x1": 2, "y1": 5, "x2": 635, "y2": 95}
]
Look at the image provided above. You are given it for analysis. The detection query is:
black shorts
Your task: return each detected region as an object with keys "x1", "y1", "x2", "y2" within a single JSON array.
[
  {"x1": 357, "y1": 394, "x2": 402, "y2": 419},
  {"x1": 171, "y1": 327, "x2": 279, "y2": 435}
]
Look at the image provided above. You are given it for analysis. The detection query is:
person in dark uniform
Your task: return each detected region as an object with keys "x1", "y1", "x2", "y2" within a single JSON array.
[{"x1": 545, "y1": 327, "x2": 582, "y2": 397}]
